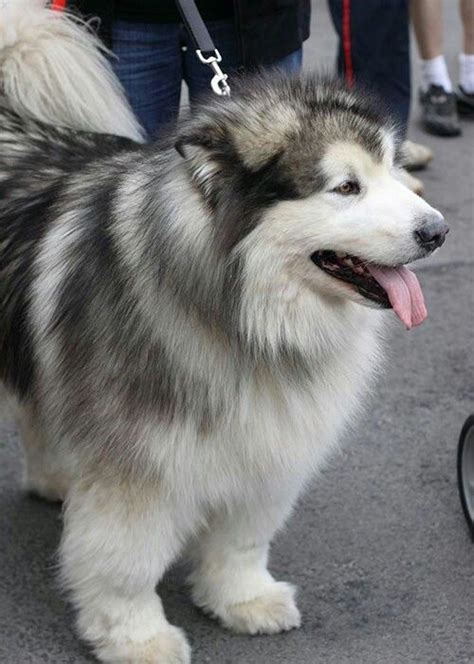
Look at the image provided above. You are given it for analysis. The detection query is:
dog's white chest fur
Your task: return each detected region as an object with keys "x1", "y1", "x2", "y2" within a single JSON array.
[{"x1": 146, "y1": 306, "x2": 385, "y2": 510}]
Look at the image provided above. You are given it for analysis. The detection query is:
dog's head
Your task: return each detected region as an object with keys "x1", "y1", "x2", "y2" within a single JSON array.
[{"x1": 176, "y1": 75, "x2": 448, "y2": 332}]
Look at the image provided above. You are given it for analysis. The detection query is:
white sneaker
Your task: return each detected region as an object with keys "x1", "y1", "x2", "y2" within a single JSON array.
[
  {"x1": 396, "y1": 168, "x2": 425, "y2": 196},
  {"x1": 400, "y1": 140, "x2": 433, "y2": 172}
]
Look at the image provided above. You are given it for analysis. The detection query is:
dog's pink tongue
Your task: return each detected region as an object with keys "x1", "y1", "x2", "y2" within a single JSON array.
[{"x1": 367, "y1": 265, "x2": 427, "y2": 329}]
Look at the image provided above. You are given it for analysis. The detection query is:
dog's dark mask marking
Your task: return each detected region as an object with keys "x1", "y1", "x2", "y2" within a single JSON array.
[{"x1": 175, "y1": 75, "x2": 393, "y2": 257}]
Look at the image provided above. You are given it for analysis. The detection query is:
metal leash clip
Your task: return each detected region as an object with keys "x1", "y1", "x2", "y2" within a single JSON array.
[{"x1": 196, "y1": 49, "x2": 231, "y2": 96}]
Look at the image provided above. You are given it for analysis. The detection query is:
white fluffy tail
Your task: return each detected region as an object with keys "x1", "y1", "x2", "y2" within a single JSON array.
[{"x1": 0, "y1": 0, "x2": 144, "y2": 141}]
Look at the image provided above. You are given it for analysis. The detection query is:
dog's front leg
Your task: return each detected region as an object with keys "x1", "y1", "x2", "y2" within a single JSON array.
[
  {"x1": 189, "y1": 493, "x2": 301, "y2": 635},
  {"x1": 60, "y1": 477, "x2": 194, "y2": 663}
]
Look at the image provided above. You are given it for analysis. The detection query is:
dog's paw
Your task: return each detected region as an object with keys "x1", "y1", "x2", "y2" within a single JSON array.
[
  {"x1": 217, "y1": 582, "x2": 301, "y2": 635},
  {"x1": 95, "y1": 625, "x2": 191, "y2": 664}
]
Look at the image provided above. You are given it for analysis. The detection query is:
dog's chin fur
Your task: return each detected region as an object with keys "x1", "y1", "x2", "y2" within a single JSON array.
[{"x1": 0, "y1": 4, "x2": 442, "y2": 664}]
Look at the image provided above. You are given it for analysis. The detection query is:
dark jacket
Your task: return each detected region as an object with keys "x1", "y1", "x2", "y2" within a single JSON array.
[{"x1": 73, "y1": 1, "x2": 311, "y2": 67}]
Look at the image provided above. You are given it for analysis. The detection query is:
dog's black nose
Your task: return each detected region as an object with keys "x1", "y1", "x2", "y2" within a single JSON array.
[{"x1": 414, "y1": 213, "x2": 449, "y2": 250}]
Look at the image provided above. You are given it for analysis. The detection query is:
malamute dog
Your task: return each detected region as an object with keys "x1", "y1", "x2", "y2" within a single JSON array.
[{"x1": 0, "y1": 2, "x2": 448, "y2": 662}]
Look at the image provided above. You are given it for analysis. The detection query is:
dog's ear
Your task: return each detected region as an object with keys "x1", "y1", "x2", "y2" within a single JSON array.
[
  {"x1": 174, "y1": 124, "x2": 225, "y2": 160},
  {"x1": 175, "y1": 102, "x2": 299, "y2": 198},
  {"x1": 228, "y1": 104, "x2": 299, "y2": 171},
  {"x1": 175, "y1": 122, "x2": 231, "y2": 200}
]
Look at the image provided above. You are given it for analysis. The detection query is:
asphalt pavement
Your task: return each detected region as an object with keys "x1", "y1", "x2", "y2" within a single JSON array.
[{"x1": 1, "y1": 2, "x2": 473, "y2": 663}]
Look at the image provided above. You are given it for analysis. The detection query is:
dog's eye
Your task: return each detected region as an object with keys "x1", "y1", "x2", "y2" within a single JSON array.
[{"x1": 333, "y1": 181, "x2": 360, "y2": 195}]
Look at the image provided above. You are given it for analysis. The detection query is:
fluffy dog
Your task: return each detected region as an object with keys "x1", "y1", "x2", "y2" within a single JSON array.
[{"x1": 0, "y1": 2, "x2": 448, "y2": 662}]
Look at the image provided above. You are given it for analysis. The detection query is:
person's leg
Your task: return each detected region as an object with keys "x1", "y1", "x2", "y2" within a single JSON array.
[
  {"x1": 110, "y1": 21, "x2": 182, "y2": 139},
  {"x1": 409, "y1": 0, "x2": 460, "y2": 135},
  {"x1": 328, "y1": 0, "x2": 425, "y2": 192},
  {"x1": 411, "y1": 0, "x2": 453, "y2": 92},
  {"x1": 460, "y1": 0, "x2": 474, "y2": 55},
  {"x1": 411, "y1": 0, "x2": 443, "y2": 60},
  {"x1": 457, "y1": 0, "x2": 474, "y2": 113},
  {"x1": 328, "y1": 0, "x2": 411, "y2": 135},
  {"x1": 273, "y1": 48, "x2": 303, "y2": 74}
]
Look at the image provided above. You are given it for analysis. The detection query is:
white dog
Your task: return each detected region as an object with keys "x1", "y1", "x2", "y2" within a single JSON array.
[{"x1": 0, "y1": 3, "x2": 447, "y2": 662}]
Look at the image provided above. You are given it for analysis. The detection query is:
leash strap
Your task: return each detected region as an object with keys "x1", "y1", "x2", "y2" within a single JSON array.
[{"x1": 175, "y1": 0, "x2": 231, "y2": 96}]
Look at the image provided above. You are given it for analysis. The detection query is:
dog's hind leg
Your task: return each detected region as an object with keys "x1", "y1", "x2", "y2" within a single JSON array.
[
  {"x1": 17, "y1": 404, "x2": 73, "y2": 502},
  {"x1": 189, "y1": 492, "x2": 302, "y2": 635},
  {"x1": 60, "y1": 477, "x2": 194, "y2": 663}
]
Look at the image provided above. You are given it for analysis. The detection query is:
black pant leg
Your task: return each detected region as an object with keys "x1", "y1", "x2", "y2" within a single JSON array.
[{"x1": 327, "y1": 0, "x2": 411, "y2": 136}]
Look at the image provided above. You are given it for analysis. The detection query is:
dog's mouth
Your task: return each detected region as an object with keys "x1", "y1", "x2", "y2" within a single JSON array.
[
  {"x1": 310, "y1": 250, "x2": 427, "y2": 329},
  {"x1": 311, "y1": 251, "x2": 390, "y2": 306}
]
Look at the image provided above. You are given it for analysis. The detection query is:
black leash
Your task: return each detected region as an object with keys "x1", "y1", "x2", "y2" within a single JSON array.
[{"x1": 175, "y1": 0, "x2": 231, "y2": 96}]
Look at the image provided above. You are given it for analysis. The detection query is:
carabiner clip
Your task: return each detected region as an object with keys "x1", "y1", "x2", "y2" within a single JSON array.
[{"x1": 196, "y1": 49, "x2": 231, "y2": 97}]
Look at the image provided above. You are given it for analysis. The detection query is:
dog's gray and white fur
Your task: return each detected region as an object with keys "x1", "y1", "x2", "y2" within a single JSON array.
[{"x1": 0, "y1": 3, "x2": 447, "y2": 663}]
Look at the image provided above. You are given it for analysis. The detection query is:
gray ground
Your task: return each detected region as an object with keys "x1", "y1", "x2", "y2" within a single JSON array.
[{"x1": 1, "y1": 2, "x2": 473, "y2": 663}]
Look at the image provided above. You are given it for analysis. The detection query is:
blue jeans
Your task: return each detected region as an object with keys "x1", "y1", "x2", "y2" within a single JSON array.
[{"x1": 111, "y1": 20, "x2": 303, "y2": 138}]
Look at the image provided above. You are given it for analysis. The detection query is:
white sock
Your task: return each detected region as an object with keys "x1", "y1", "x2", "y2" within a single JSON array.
[
  {"x1": 420, "y1": 55, "x2": 453, "y2": 93},
  {"x1": 459, "y1": 53, "x2": 474, "y2": 94}
]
